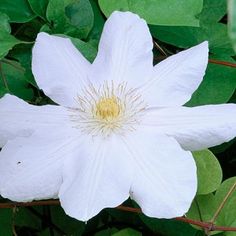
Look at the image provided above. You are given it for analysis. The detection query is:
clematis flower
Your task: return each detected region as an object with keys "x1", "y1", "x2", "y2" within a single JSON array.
[{"x1": 0, "y1": 11, "x2": 236, "y2": 222}]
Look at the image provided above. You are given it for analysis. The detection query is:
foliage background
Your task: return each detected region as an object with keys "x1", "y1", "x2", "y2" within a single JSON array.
[{"x1": 0, "y1": 0, "x2": 236, "y2": 235}]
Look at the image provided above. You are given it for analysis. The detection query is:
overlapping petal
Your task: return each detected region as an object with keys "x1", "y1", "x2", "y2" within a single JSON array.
[
  {"x1": 123, "y1": 131, "x2": 197, "y2": 218},
  {"x1": 32, "y1": 32, "x2": 90, "y2": 107},
  {"x1": 90, "y1": 11, "x2": 153, "y2": 87},
  {"x1": 142, "y1": 104, "x2": 236, "y2": 151},
  {"x1": 141, "y1": 42, "x2": 208, "y2": 106},
  {"x1": 59, "y1": 134, "x2": 134, "y2": 221},
  {"x1": 0, "y1": 94, "x2": 72, "y2": 147},
  {"x1": 0, "y1": 130, "x2": 79, "y2": 202}
]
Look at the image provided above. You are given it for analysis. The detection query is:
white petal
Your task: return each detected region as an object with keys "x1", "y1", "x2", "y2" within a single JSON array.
[
  {"x1": 90, "y1": 11, "x2": 153, "y2": 87},
  {"x1": 124, "y1": 131, "x2": 197, "y2": 218},
  {"x1": 0, "y1": 129, "x2": 79, "y2": 202},
  {"x1": 59, "y1": 134, "x2": 134, "y2": 221},
  {"x1": 142, "y1": 104, "x2": 236, "y2": 151},
  {"x1": 141, "y1": 42, "x2": 208, "y2": 106},
  {"x1": 0, "y1": 94, "x2": 71, "y2": 147},
  {"x1": 32, "y1": 32, "x2": 90, "y2": 107}
]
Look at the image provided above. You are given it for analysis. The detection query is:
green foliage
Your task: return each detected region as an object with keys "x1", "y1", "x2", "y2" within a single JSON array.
[
  {"x1": 98, "y1": 0, "x2": 203, "y2": 26},
  {"x1": 193, "y1": 149, "x2": 222, "y2": 195},
  {"x1": 0, "y1": 0, "x2": 236, "y2": 235},
  {"x1": 228, "y1": 0, "x2": 236, "y2": 53},
  {"x1": 187, "y1": 177, "x2": 236, "y2": 232},
  {"x1": 0, "y1": 0, "x2": 35, "y2": 23},
  {"x1": 187, "y1": 55, "x2": 236, "y2": 106},
  {"x1": 151, "y1": 0, "x2": 233, "y2": 55},
  {"x1": 28, "y1": 0, "x2": 49, "y2": 20},
  {"x1": 46, "y1": 0, "x2": 94, "y2": 38},
  {"x1": 0, "y1": 209, "x2": 12, "y2": 236}
]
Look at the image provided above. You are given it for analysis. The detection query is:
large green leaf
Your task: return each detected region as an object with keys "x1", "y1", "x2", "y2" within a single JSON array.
[
  {"x1": 46, "y1": 0, "x2": 94, "y2": 38},
  {"x1": 199, "y1": 0, "x2": 226, "y2": 23},
  {"x1": 70, "y1": 36, "x2": 97, "y2": 62},
  {"x1": 0, "y1": 30, "x2": 22, "y2": 59},
  {"x1": 151, "y1": 23, "x2": 233, "y2": 55},
  {"x1": 28, "y1": 0, "x2": 49, "y2": 19},
  {"x1": 88, "y1": 0, "x2": 105, "y2": 44},
  {"x1": 140, "y1": 215, "x2": 200, "y2": 236},
  {"x1": 187, "y1": 177, "x2": 236, "y2": 230},
  {"x1": 0, "y1": 61, "x2": 34, "y2": 100},
  {"x1": 214, "y1": 177, "x2": 236, "y2": 226},
  {"x1": 65, "y1": 0, "x2": 94, "y2": 39},
  {"x1": 186, "y1": 194, "x2": 217, "y2": 230},
  {"x1": 0, "y1": 0, "x2": 35, "y2": 23},
  {"x1": 98, "y1": 0, "x2": 203, "y2": 27},
  {"x1": 50, "y1": 206, "x2": 85, "y2": 235},
  {"x1": 193, "y1": 150, "x2": 222, "y2": 195},
  {"x1": 150, "y1": 0, "x2": 232, "y2": 54},
  {"x1": 186, "y1": 55, "x2": 236, "y2": 106},
  {"x1": 0, "y1": 13, "x2": 11, "y2": 32},
  {"x1": 228, "y1": 0, "x2": 236, "y2": 53}
]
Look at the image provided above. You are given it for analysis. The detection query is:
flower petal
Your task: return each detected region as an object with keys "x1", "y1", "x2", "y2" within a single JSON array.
[
  {"x1": 142, "y1": 104, "x2": 236, "y2": 151},
  {"x1": 0, "y1": 94, "x2": 71, "y2": 147},
  {"x1": 124, "y1": 131, "x2": 197, "y2": 218},
  {"x1": 0, "y1": 130, "x2": 79, "y2": 202},
  {"x1": 59, "y1": 134, "x2": 134, "y2": 221},
  {"x1": 32, "y1": 32, "x2": 90, "y2": 107},
  {"x1": 141, "y1": 42, "x2": 208, "y2": 106},
  {"x1": 90, "y1": 11, "x2": 153, "y2": 87}
]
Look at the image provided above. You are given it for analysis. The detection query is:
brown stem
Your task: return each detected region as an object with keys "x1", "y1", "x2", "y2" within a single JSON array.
[
  {"x1": 209, "y1": 59, "x2": 236, "y2": 68},
  {"x1": 1, "y1": 200, "x2": 236, "y2": 232}
]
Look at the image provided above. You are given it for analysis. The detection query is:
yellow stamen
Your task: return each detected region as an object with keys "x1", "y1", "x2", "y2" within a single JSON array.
[{"x1": 96, "y1": 96, "x2": 120, "y2": 120}]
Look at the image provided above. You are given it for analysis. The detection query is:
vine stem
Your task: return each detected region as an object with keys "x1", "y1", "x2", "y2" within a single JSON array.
[
  {"x1": 210, "y1": 181, "x2": 236, "y2": 224},
  {"x1": 209, "y1": 59, "x2": 236, "y2": 68},
  {"x1": 0, "y1": 200, "x2": 236, "y2": 232}
]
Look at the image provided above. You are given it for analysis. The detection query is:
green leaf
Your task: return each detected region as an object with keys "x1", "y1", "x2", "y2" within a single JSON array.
[
  {"x1": 150, "y1": 0, "x2": 232, "y2": 55},
  {"x1": 50, "y1": 206, "x2": 85, "y2": 235},
  {"x1": 14, "y1": 208, "x2": 41, "y2": 229},
  {"x1": 214, "y1": 177, "x2": 236, "y2": 226},
  {"x1": 228, "y1": 0, "x2": 236, "y2": 53},
  {"x1": 199, "y1": 0, "x2": 226, "y2": 23},
  {"x1": 187, "y1": 178, "x2": 236, "y2": 230},
  {"x1": 98, "y1": 0, "x2": 203, "y2": 27},
  {"x1": 95, "y1": 228, "x2": 118, "y2": 236},
  {"x1": 88, "y1": 0, "x2": 105, "y2": 43},
  {"x1": 0, "y1": 61, "x2": 34, "y2": 100},
  {"x1": 0, "y1": 0, "x2": 35, "y2": 23},
  {"x1": 28, "y1": 0, "x2": 49, "y2": 19},
  {"x1": 70, "y1": 36, "x2": 97, "y2": 62},
  {"x1": 186, "y1": 55, "x2": 236, "y2": 106},
  {"x1": 0, "y1": 30, "x2": 22, "y2": 59},
  {"x1": 65, "y1": 0, "x2": 94, "y2": 39},
  {"x1": 193, "y1": 149, "x2": 222, "y2": 195},
  {"x1": 0, "y1": 12, "x2": 11, "y2": 33},
  {"x1": 140, "y1": 215, "x2": 200, "y2": 236},
  {"x1": 46, "y1": 0, "x2": 67, "y2": 32},
  {"x1": 112, "y1": 228, "x2": 141, "y2": 236},
  {"x1": 9, "y1": 44, "x2": 36, "y2": 86},
  {"x1": 187, "y1": 194, "x2": 217, "y2": 224},
  {"x1": 46, "y1": 0, "x2": 94, "y2": 38},
  {"x1": 0, "y1": 209, "x2": 13, "y2": 236},
  {"x1": 151, "y1": 23, "x2": 233, "y2": 55}
]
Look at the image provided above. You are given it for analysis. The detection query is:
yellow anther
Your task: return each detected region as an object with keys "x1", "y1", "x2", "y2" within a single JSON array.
[{"x1": 96, "y1": 96, "x2": 120, "y2": 120}]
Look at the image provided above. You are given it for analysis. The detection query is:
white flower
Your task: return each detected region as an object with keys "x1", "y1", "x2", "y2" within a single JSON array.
[{"x1": 0, "y1": 11, "x2": 236, "y2": 222}]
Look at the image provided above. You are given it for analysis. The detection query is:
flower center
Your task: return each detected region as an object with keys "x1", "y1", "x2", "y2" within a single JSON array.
[
  {"x1": 96, "y1": 96, "x2": 120, "y2": 120},
  {"x1": 69, "y1": 81, "x2": 146, "y2": 137}
]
